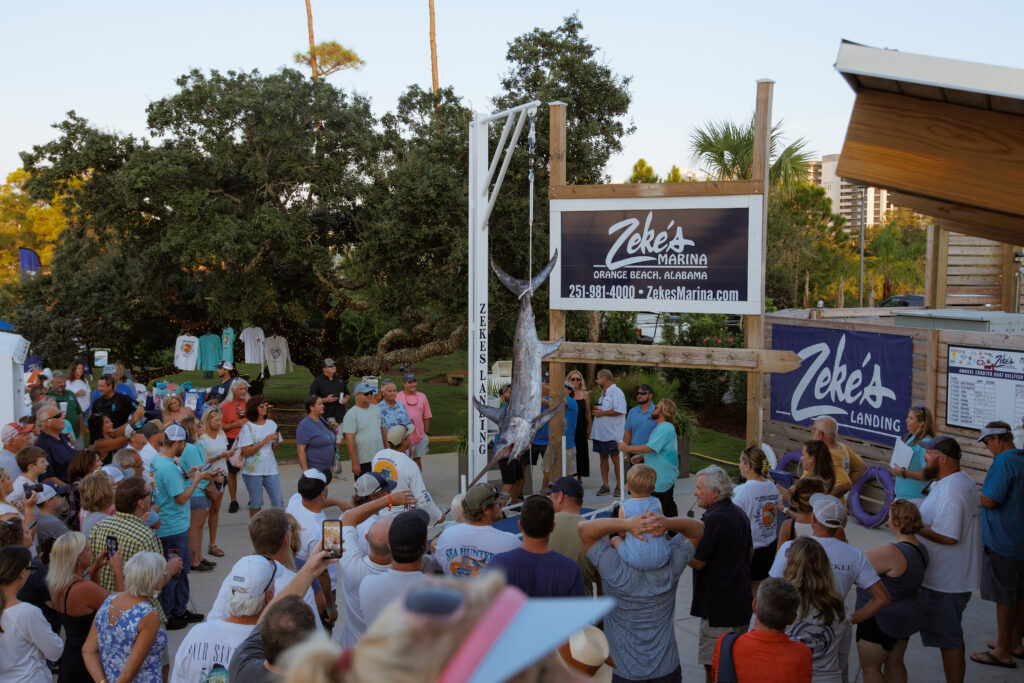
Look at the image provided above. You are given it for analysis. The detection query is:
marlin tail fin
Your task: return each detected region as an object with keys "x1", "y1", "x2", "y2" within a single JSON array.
[{"x1": 490, "y1": 250, "x2": 559, "y2": 299}]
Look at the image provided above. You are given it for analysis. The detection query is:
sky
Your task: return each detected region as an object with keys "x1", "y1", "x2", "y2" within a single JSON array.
[{"x1": 2, "y1": 1, "x2": 1022, "y2": 183}]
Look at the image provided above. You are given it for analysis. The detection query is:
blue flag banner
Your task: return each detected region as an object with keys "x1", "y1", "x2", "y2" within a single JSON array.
[
  {"x1": 770, "y1": 324, "x2": 913, "y2": 446},
  {"x1": 18, "y1": 247, "x2": 42, "y2": 279}
]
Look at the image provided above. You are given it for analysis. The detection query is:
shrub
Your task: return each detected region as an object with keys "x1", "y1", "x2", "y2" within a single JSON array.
[{"x1": 661, "y1": 314, "x2": 745, "y2": 409}]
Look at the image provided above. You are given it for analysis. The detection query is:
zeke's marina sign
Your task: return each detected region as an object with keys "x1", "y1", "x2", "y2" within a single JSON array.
[{"x1": 549, "y1": 195, "x2": 763, "y2": 314}]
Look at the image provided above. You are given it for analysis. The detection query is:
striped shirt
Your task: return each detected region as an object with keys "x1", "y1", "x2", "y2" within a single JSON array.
[{"x1": 87, "y1": 511, "x2": 165, "y2": 621}]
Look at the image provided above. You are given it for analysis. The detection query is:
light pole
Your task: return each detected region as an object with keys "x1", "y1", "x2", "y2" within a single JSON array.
[{"x1": 856, "y1": 185, "x2": 867, "y2": 307}]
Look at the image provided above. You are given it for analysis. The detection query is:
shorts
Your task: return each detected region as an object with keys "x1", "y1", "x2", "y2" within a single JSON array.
[
  {"x1": 750, "y1": 543, "x2": 777, "y2": 581},
  {"x1": 698, "y1": 618, "x2": 748, "y2": 665},
  {"x1": 189, "y1": 496, "x2": 211, "y2": 511},
  {"x1": 593, "y1": 439, "x2": 620, "y2": 456},
  {"x1": 528, "y1": 443, "x2": 546, "y2": 466},
  {"x1": 498, "y1": 452, "x2": 526, "y2": 485},
  {"x1": 857, "y1": 615, "x2": 901, "y2": 652},
  {"x1": 981, "y1": 545, "x2": 1024, "y2": 605},
  {"x1": 410, "y1": 435, "x2": 429, "y2": 460},
  {"x1": 919, "y1": 587, "x2": 971, "y2": 650}
]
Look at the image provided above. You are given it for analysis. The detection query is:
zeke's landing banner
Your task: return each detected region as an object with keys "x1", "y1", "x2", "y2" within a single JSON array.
[
  {"x1": 770, "y1": 325, "x2": 913, "y2": 446},
  {"x1": 549, "y1": 195, "x2": 763, "y2": 314}
]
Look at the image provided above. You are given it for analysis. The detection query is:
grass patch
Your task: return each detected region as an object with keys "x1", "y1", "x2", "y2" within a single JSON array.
[{"x1": 688, "y1": 426, "x2": 744, "y2": 479}]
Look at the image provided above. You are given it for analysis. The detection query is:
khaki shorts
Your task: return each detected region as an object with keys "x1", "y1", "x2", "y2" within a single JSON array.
[
  {"x1": 698, "y1": 618, "x2": 748, "y2": 665},
  {"x1": 410, "y1": 435, "x2": 429, "y2": 459}
]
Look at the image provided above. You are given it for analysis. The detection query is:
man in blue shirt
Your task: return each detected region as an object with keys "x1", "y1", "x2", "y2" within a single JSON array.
[
  {"x1": 624, "y1": 382, "x2": 657, "y2": 453},
  {"x1": 151, "y1": 423, "x2": 214, "y2": 629},
  {"x1": 973, "y1": 421, "x2": 1024, "y2": 667},
  {"x1": 489, "y1": 495, "x2": 584, "y2": 597},
  {"x1": 620, "y1": 399, "x2": 680, "y2": 517}
]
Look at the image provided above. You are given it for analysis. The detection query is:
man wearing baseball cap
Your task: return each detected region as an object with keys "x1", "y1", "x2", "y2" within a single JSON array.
[
  {"x1": 911, "y1": 435, "x2": 981, "y2": 680},
  {"x1": 309, "y1": 358, "x2": 348, "y2": 424},
  {"x1": 433, "y1": 484, "x2": 518, "y2": 577},
  {"x1": 341, "y1": 382, "x2": 386, "y2": 479},
  {"x1": 351, "y1": 471, "x2": 398, "y2": 554},
  {"x1": 396, "y1": 372, "x2": 432, "y2": 470},
  {"x1": 0, "y1": 422, "x2": 34, "y2": 480},
  {"x1": 359, "y1": 508, "x2": 430, "y2": 626},
  {"x1": 152, "y1": 423, "x2": 215, "y2": 629},
  {"x1": 205, "y1": 361, "x2": 236, "y2": 405},
  {"x1": 770, "y1": 493, "x2": 890, "y2": 681},
  {"x1": 371, "y1": 424, "x2": 443, "y2": 524},
  {"x1": 544, "y1": 476, "x2": 598, "y2": 596}
]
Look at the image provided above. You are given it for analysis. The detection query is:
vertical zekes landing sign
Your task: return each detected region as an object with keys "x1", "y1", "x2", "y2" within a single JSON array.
[
  {"x1": 549, "y1": 195, "x2": 764, "y2": 314},
  {"x1": 770, "y1": 325, "x2": 913, "y2": 446}
]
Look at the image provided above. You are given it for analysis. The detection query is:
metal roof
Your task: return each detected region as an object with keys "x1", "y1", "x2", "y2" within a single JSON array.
[{"x1": 834, "y1": 40, "x2": 1024, "y2": 116}]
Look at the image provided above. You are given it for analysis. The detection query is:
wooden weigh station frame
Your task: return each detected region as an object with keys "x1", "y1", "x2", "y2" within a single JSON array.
[{"x1": 538, "y1": 81, "x2": 802, "y2": 479}]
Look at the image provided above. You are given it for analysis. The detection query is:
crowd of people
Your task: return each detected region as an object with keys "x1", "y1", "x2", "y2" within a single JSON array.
[{"x1": 0, "y1": 360, "x2": 1021, "y2": 683}]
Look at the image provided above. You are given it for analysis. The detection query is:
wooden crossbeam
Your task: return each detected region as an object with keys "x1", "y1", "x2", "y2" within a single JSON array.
[
  {"x1": 548, "y1": 342, "x2": 801, "y2": 374},
  {"x1": 548, "y1": 179, "x2": 762, "y2": 200}
]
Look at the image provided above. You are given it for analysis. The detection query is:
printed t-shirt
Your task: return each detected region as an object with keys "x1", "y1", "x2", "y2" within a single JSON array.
[
  {"x1": 488, "y1": 548, "x2": 585, "y2": 597},
  {"x1": 712, "y1": 630, "x2": 812, "y2": 683},
  {"x1": 434, "y1": 522, "x2": 519, "y2": 577},
  {"x1": 151, "y1": 455, "x2": 189, "y2": 537},
  {"x1": 174, "y1": 335, "x2": 199, "y2": 371},
  {"x1": 787, "y1": 611, "x2": 842, "y2": 683},
  {"x1": 591, "y1": 384, "x2": 626, "y2": 442},
  {"x1": 342, "y1": 405, "x2": 385, "y2": 465},
  {"x1": 236, "y1": 420, "x2": 279, "y2": 476},
  {"x1": 371, "y1": 447, "x2": 442, "y2": 523},
  {"x1": 89, "y1": 392, "x2": 136, "y2": 433},
  {"x1": 981, "y1": 448, "x2": 1024, "y2": 560},
  {"x1": 732, "y1": 479, "x2": 781, "y2": 549},
  {"x1": 771, "y1": 536, "x2": 879, "y2": 598},
  {"x1": 645, "y1": 421, "x2": 679, "y2": 492},
  {"x1": 262, "y1": 336, "x2": 293, "y2": 376},
  {"x1": 396, "y1": 390, "x2": 432, "y2": 445},
  {"x1": 207, "y1": 559, "x2": 322, "y2": 633},
  {"x1": 169, "y1": 619, "x2": 253, "y2": 683},
  {"x1": 918, "y1": 470, "x2": 982, "y2": 593},
  {"x1": 625, "y1": 403, "x2": 657, "y2": 446},
  {"x1": 238, "y1": 327, "x2": 264, "y2": 366},
  {"x1": 197, "y1": 333, "x2": 223, "y2": 372},
  {"x1": 220, "y1": 327, "x2": 235, "y2": 363},
  {"x1": 548, "y1": 511, "x2": 599, "y2": 596}
]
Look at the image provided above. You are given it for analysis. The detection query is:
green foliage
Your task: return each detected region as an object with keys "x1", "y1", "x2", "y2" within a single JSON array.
[
  {"x1": 766, "y1": 182, "x2": 854, "y2": 308},
  {"x1": 866, "y1": 210, "x2": 927, "y2": 300},
  {"x1": 612, "y1": 368, "x2": 697, "y2": 435},
  {"x1": 603, "y1": 311, "x2": 638, "y2": 345},
  {"x1": 663, "y1": 165, "x2": 686, "y2": 183},
  {"x1": 294, "y1": 41, "x2": 365, "y2": 79},
  {"x1": 689, "y1": 118, "x2": 812, "y2": 192},
  {"x1": 628, "y1": 158, "x2": 660, "y2": 183},
  {"x1": 661, "y1": 314, "x2": 744, "y2": 408}
]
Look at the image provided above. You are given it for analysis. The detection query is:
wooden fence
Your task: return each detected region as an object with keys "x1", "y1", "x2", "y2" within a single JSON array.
[
  {"x1": 762, "y1": 315, "x2": 1021, "y2": 504},
  {"x1": 927, "y1": 228, "x2": 1023, "y2": 311}
]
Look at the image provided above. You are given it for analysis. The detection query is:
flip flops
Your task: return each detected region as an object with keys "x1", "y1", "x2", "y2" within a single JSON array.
[{"x1": 971, "y1": 651, "x2": 1017, "y2": 668}]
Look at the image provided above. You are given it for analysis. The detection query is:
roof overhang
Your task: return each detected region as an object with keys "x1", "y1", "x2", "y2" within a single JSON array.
[{"x1": 834, "y1": 41, "x2": 1024, "y2": 245}]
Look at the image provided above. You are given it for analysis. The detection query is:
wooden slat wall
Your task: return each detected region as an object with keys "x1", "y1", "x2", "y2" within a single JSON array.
[
  {"x1": 943, "y1": 231, "x2": 1022, "y2": 310},
  {"x1": 762, "y1": 316, "x2": 1017, "y2": 499}
]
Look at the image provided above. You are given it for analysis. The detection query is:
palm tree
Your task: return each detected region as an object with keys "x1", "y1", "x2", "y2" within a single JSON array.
[{"x1": 689, "y1": 118, "x2": 813, "y2": 192}]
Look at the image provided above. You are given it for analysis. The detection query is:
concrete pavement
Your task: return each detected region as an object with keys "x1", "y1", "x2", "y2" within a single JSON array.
[{"x1": 170, "y1": 453, "x2": 1018, "y2": 682}]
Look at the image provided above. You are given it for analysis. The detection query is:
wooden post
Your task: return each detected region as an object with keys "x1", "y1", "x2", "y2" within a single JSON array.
[
  {"x1": 547, "y1": 102, "x2": 568, "y2": 482},
  {"x1": 931, "y1": 226, "x2": 949, "y2": 308},
  {"x1": 1000, "y1": 242, "x2": 1019, "y2": 312},
  {"x1": 745, "y1": 80, "x2": 773, "y2": 448}
]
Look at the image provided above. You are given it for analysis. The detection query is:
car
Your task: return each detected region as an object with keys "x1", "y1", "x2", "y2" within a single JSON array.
[{"x1": 878, "y1": 294, "x2": 924, "y2": 307}]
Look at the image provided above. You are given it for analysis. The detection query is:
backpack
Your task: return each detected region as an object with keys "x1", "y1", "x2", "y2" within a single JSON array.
[{"x1": 715, "y1": 633, "x2": 742, "y2": 683}]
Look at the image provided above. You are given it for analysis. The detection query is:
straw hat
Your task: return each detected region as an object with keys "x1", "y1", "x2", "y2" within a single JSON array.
[{"x1": 559, "y1": 625, "x2": 615, "y2": 682}]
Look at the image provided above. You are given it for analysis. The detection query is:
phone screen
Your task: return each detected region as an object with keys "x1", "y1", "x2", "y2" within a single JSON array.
[
  {"x1": 322, "y1": 520, "x2": 342, "y2": 559},
  {"x1": 167, "y1": 549, "x2": 180, "y2": 560},
  {"x1": 199, "y1": 462, "x2": 213, "y2": 473},
  {"x1": 106, "y1": 535, "x2": 118, "y2": 556}
]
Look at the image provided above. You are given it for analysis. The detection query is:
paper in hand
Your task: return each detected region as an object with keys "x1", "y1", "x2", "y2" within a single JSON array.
[{"x1": 890, "y1": 439, "x2": 915, "y2": 469}]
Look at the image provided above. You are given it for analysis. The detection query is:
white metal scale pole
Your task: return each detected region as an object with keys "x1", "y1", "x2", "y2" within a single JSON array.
[{"x1": 467, "y1": 100, "x2": 540, "y2": 484}]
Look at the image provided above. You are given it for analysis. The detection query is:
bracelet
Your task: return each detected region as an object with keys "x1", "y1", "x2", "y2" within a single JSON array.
[
  {"x1": 901, "y1": 467, "x2": 907, "y2": 477},
  {"x1": 387, "y1": 493, "x2": 392, "y2": 512}
]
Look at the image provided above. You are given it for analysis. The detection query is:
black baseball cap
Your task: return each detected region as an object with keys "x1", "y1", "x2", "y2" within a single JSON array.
[
  {"x1": 540, "y1": 476, "x2": 584, "y2": 499},
  {"x1": 920, "y1": 435, "x2": 962, "y2": 459},
  {"x1": 389, "y1": 508, "x2": 429, "y2": 555}
]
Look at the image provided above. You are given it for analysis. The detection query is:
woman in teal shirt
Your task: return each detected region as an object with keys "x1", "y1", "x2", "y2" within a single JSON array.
[
  {"x1": 889, "y1": 405, "x2": 935, "y2": 501},
  {"x1": 619, "y1": 398, "x2": 680, "y2": 516}
]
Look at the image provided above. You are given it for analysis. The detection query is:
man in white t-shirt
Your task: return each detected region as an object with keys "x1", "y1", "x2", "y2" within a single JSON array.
[
  {"x1": 136, "y1": 421, "x2": 163, "y2": 471},
  {"x1": 591, "y1": 369, "x2": 627, "y2": 496},
  {"x1": 915, "y1": 436, "x2": 981, "y2": 683},
  {"x1": 207, "y1": 508, "x2": 325, "y2": 633},
  {"x1": 433, "y1": 484, "x2": 518, "y2": 577},
  {"x1": 371, "y1": 425, "x2": 443, "y2": 524},
  {"x1": 770, "y1": 493, "x2": 890, "y2": 683},
  {"x1": 359, "y1": 508, "x2": 430, "y2": 628},
  {"x1": 338, "y1": 493, "x2": 413, "y2": 647},
  {"x1": 284, "y1": 469, "x2": 339, "y2": 627}
]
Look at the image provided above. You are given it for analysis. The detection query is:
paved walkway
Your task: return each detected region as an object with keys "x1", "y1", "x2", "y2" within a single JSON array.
[{"x1": 172, "y1": 454, "x2": 1018, "y2": 682}]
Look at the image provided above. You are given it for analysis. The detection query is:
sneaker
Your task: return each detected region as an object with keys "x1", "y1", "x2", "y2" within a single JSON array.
[
  {"x1": 166, "y1": 616, "x2": 189, "y2": 630},
  {"x1": 596, "y1": 485, "x2": 610, "y2": 496},
  {"x1": 190, "y1": 562, "x2": 214, "y2": 573},
  {"x1": 199, "y1": 558, "x2": 216, "y2": 569},
  {"x1": 184, "y1": 611, "x2": 205, "y2": 623},
  {"x1": 612, "y1": 487, "x2": 621, "y2": 497},
  {"x1": 228, "y1": 501, "x2": 239, "y2": 513}
]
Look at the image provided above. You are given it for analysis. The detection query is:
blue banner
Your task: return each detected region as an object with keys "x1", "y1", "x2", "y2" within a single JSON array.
[
  {"x1": 18, "y1": 247, "x2": 41, "y2": 279},
  {"x1": 770, "y1": 324, "x2": 913, "y2": 446}
]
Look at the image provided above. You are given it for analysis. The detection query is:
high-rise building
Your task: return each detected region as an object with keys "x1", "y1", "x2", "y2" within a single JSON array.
[{"x1": 807, "y1": 154, "x2": 895, "y2": 233}]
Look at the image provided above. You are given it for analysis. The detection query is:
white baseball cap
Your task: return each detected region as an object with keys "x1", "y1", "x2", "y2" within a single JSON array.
[
  {"x1": 809, "y1": 493, "x2": 847, "y2": 529},
  {"x1": 163, "y1": 424, "x2": 187, "y2": 442},
  {"x1": 301, "y1": 468, "x2": 327, "y2": 484},
  {"x1": 228, "y1": 555, "x2": 277, "y2": 597}
]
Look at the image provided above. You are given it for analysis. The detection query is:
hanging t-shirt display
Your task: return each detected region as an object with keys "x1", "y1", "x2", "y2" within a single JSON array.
[
  {"x1": 239, "y1": 327, "x2": 265, "y2": 367},
  {"x1": 221, "y1": 327, "x2": 235, "y2": 363},
  {"x1": 174, "y1": 335, "x2": 199, "y2": 371},
  {"x1": 197, "y1": 333, "x2": 222, "y2": 372},
  {"x1": 263, "y1": 335, "x2": 293, "y2": 376}
]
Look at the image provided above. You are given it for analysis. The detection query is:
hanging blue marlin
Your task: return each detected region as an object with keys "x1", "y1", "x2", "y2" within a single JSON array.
[{"x1": 469, "y1": 251, "x2": 563, "y2": 486}]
